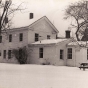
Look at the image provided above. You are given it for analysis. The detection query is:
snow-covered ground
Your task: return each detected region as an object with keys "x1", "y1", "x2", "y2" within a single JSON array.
[{"x1": 0, "y1": 64, "x2": 88, "y2": 88}]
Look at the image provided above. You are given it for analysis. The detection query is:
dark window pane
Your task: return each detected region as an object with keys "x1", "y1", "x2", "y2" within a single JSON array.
[
  {"x1": 0, "y1": 36, "x2": 2, "y2": 43},
  {"x1": 60, "y1": 50, "x2": 64, "y2": 59},
  {"x1": 67, "y1": 48, "x2": 72, "y2": 59},
  {"x1": 0, "y1": 50, "x2": 1, "y2": 56},
  {"x1": 47, "y1": 35, "x2": 50, "y2": 39},
  {"x1": 39, "y1": 48, "x2": 43, "y2": 58},
  {"x1": 3, "y1": 50, "x2": 6, "y2": 59},
  {"x1": 8, "y1": 50, "x2": 11, "y2": 59},
  {"x1": 35, "y1": 33, "x2": 39, "y2": 41},
  {"x1": 9, "y1": 34, "x2": 12, "y2": 42},
  {"x1": 87, "y1": 49, "x2": 88, "y2": 60},
  {"x1": 30, "y1": 13, "x2": 33, "y2": 19},
  {"x1": 19, "y1": 33, "x2": 23, "y2": 41}
]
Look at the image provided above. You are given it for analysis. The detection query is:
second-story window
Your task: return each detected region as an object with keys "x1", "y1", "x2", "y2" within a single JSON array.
[
  {"x1": 19, "y1": 33, "x2": 23, "y2": 41},
  {"x1": 35, "y1": 33, "x2": 39, "y2": 41},
  {"x1": 0, "y1": 36, "x2": 2, "y2": 43},
  {"x1": 47, "y1": 35, "x2": 50, "y2": 39},
  {"x1": 9, "y1": 34, "x2": 12, "y2": 42}
]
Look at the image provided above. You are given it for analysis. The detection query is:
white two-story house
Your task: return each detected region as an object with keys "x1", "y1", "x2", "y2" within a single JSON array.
[{"x1": 0, "y1": 16, "x2": 59, "y2": 63}]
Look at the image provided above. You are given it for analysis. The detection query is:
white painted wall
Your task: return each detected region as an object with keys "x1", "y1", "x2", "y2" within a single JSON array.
[
  {"x1": 28, "y1": 19, "x2": 57, "y2": 43},
  {"x1": 0, "y1": 29, "x2": 29, "y2": 63},
  {"x1": 27, "y1": 45, "x2": 57, "y2": 65},
  {"x1": 28, "y1": 39, "x2": 72, "y2": 66},
  {"x1": 0, "y1": 17, "x2": 58, "y2": 64},
  {"x1": 66, "y1": 46, "x2": 88, "y2": 67},
  {"x1": 75, "y1": 47, "x2": 88, "y2": 67}
]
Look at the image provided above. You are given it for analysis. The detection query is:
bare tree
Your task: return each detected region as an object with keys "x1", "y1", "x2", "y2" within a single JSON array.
[
  {"x1": 0, "y1": 0, "x2": 25, "y2": 35},
  {"x1": 64, "y1": 1, "x2": 88, "y2": 41}
]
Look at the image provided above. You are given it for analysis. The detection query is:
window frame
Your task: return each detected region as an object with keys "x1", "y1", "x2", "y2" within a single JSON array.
[
  {"x1": 19, "y1": 33, "x2": 23, "y2": 41},
  {"x1": 9, "y1": 34, "x2": 12, "y2": 42},
  {"x1": 35, "y1": 33, "x2": 39, "y2": 41},
  {"x1": 60, "y1": 49, "x2": 64, "y2": 59},
  {"x1": 3, "y1": 50, "x2": 6, "y2": 59},
  {"x1": 0, "y1": 36, "x2": 2, "y2": 43},
  {"x1": 8, "y1": 50, "x2": 12, "y2": 59},
  {"x1": 0, "y1": 50, "x2": 1, "y2": 56},
  {"x1": 47, "y1": 35, "x2": 50, "y2": 39},
  {"x1": 67, "y1": 48, "x2": 72, "y2": 59},
  {"x1": 39, "y1": 48, "x2": 43, "y2": 58},
  {"x1": 87, "y1": 49, "x2": 88, "y2": 60}
]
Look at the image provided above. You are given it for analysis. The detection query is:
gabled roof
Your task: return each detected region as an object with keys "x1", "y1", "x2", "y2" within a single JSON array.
[
  {"x1": 7, "y1": 16, "x2": 59, "y2": 33},
  {"x1": 28, "y1": 16, "x2": 59, "y2": 33}
]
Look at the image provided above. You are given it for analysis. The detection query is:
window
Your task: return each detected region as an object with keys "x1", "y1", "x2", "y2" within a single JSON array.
[
  {"x1": 47, "y1": 35, "x2": 50, "y2": 39},
  {"x1": 8, "y1": 50, "x2": 11, "y2": 59},
  {"x1": 60, "y1": 50, "x2": 64, "y2": 59},
  {"x1": 35, "y1": 33, "x2": 39, "y2": 41},
  {"x1": 87, "y1": 49, "x2": 88, "y2": 60},
  {"x1": 9, "y1": 34, "x2": 12, "y2": 42},
  {"x1": 39, "y1": 48, "x2": 43, "y2": 58},
  {"x1": 0, "y1": 36, "x2": 2, "y2": 43},
  {"x1": 3, "y1": 50, "x2": 6, "y2": 59},
  {"x1": 0, "y1": 50, "x2": 1, "y2": 56},
  {"x1": 67, "y1": 48, "x2": 72, "y2": 59},
  {"x1": 19, "y1": 33, "x2": 23, "y2": 41}
]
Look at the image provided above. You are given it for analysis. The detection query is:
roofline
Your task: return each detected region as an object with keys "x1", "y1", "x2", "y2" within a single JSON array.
[
  {"x1": 28, "y1": 43, "x2": 55, "y2": 47},
  {"x1": 2, "y1": 26, "x2": 29, "y2": 33},
  {"x1": 27, "y1": 16, "x2": 59, "y2": 33},
  {"x1": 45, "y1": 16, "x2": 59, "y2": 33},
  {"x1": 4, "y1": 16, "x2": 59, "y2": 33}
]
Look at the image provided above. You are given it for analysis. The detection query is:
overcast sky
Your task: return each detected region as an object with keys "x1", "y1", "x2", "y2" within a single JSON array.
[{"x1": 11, "y1": 0, "x2": 80, "y2": 37}]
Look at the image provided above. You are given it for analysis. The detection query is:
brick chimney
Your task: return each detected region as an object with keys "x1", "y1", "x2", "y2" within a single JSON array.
[{"x1": 65, "y1": 30, "x2": 71, "y2": 38}]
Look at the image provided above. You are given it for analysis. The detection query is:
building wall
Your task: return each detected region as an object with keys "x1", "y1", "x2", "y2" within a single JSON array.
[
  {"x1": 28, "y1": 19, "x2": 57, "y2": 43},
  {"x1": 75, "y1": 47, "x2": 88, "y2": 67},
  {"x1": 27, "y1": 45, "x2": 57, "y2": 65},
  {"x1": 0, "y1": 29, "x2": 29, "y2": 63},
  {"x1": 0, "y1": 19, "x2": 58, "y2": 64},
  {"x1": 55, "y1": 39, "x2": 72, "y2": 66},
  {"x1": 66, "y1": 46, "x2": 88, "y2": 67},
  {"x1": 28, "y1": 39, "x2": 88, "y2": 67},
  {"x1": 28, "y1": 39, "x2": 72, "y2": 66}
]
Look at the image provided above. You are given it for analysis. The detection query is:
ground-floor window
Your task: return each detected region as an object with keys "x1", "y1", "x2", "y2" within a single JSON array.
[
  {"x1": 0, "y1": 36, "x2": 2, "y2": 43},
  {"x1": 39, "y1": 48, "x2": 43, "y2": 58},
  {"x1": 3, "y1": 50, "x2": 6, "y2": 59},
  {"x1": 60, "y1": 50, "x2": 64, "y2": 59},
  {"x1": 87, "y1": 49, "x2": 88, "y2": 60},
  {"x1": 67, "y1": 48, "x2": 72, "y2": 59},
  {"x1": 0, "y1": 50, "x2": 1, "y2": 56},
  {"x1": 8, "y1": 50, "x2": 12, "y2": 59}
]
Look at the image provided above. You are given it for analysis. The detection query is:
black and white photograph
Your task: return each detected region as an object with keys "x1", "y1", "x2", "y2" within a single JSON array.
[{"x1": 0, "y1": 0, "x2": 88, "y2": 88}]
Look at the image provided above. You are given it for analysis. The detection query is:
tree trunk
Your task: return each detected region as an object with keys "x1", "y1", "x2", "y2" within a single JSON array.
[
  {"x1": 75, "y1": 25, "x2": 80, "y2": 41},
  {"x1": 75, "y1": 32, "x2": 80, "y2": 41}
]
